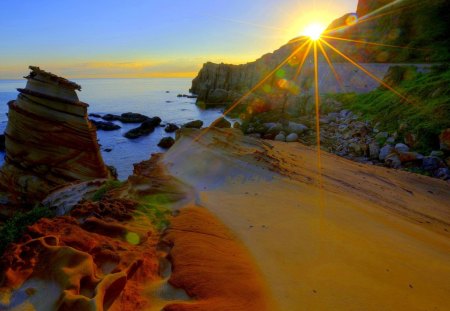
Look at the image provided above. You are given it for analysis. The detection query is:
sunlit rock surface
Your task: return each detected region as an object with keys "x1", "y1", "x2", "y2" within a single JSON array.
[
  {"x1": 0, "y1": 66, "x2": 111, "y2": 204},
  {"x1": 191, "y1": 0, "x2": 447, "y2": 105},
  {"x1": 327, "y1": 0, "x2": 449, "y2": 62},
  {"x1": 162, "y1": 128, "x2": 450, "y2": 310}
]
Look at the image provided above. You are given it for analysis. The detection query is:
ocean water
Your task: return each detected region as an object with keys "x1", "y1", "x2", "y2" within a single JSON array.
[{"x1": 0, "y1": 78, "x2": 230, "y2": 179}]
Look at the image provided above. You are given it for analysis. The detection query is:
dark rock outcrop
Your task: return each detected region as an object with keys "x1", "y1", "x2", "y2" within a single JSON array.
[
  {"x1": 119, "y1": 112, "x2": 150, "y2": 123},
  {"x1": 0, "y1": 66, "x2": 112, "y2": 204},
  {"x1": 165, "y1": 123, "x2": 180, "y2": 133},
  {"x1": 102, "y1": 112, "x2": 149, "y2": 123},
  {"x1": 90, "y1": 119, "x2": 121, "y2": 131},
  {"x1": 183, "y1": 120, "x2": 204, "y2": 129},
  {"x1": 124, "y1": 117, "x2": 162, "y2": 139},
  {"x1": 158, "y1": 137, "x2": 175, "y2": 149}
]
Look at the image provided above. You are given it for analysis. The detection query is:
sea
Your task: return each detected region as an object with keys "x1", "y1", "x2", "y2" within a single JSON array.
[{"x1": 0, "y1": 78, "x2": 231, "y2": 179}]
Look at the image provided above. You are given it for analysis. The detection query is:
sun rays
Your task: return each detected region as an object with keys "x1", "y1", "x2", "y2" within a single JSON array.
[{"x1": 192, "y1": 0, "x2": 424, "y2": 201}]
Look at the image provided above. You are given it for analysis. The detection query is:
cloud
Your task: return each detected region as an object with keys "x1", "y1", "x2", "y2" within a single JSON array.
[{"x1": 0, "y1": 55, "x2": 256, "y2": 79}]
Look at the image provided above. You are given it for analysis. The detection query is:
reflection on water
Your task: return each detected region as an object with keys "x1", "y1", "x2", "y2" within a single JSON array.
[{"x1": 0, "y1": 78, "x2": 230, "y2": 179}]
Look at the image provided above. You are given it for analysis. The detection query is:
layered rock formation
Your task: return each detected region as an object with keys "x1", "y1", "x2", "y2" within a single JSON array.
[{"x1": 0, "y1": 66, "x2": 112, "y2": 204}]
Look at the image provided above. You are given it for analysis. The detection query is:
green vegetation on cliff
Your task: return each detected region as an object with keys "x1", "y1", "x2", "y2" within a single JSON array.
[
  {"x1": 327, "y1": 0, "x2": 450, "y2": 62},
  {"x1": 333, "y1": 65, "x2": 450, "y2": 153},
  {"x1": 0, "y1": 205, "x2": 54, "y2": 255}
]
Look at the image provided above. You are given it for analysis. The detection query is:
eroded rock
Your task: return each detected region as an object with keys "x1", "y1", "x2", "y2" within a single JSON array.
[
  {"x1": 0, "y1": 66, "x2": 112, "y2": 204},
  {"x1": 183, "y1": 120, "x2": 203, "y2": 129}
]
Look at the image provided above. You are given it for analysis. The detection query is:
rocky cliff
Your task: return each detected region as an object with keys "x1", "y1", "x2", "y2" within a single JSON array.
[
  {"x1": 190, "y1": 43, "x2": 298, "y2": 105},
  {"x1": 190, "y1": 0, "x2": 449, "y2": 106},
  {"x1": 326, "y1": 0, "x2": 449, "y2": 63},
  {"x1": 0, "y1": 66, "x2": 112, "y2": 204}
]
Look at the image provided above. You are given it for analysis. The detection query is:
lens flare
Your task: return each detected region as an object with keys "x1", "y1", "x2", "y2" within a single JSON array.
[{"x1": 303, "y1": 23, "x2": 326, "y2": 40}]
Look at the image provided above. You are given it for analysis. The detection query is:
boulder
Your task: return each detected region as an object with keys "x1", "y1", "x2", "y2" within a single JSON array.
[
  {"x1": 385, "y1": 153, "x2": 402, "y2": 168},
  {"x1": 102, "y1": 114, "x2": 121, "y2": 121},
  {"x1": 233, "y1": 122, "x2": 241, "y2": 129},
  {"x1": 379, "y1": 145, "x2": 394, "y2": 161},
  {"x1": 158, "y1": 137, "x2": 175, "y2": 149},
  {"x1": 120, "y1": 112, "x2": 149, "y2": 123},
  {"x1": 394, "y1": 143, "x2": 409, "y2": 153},
  {"x1": 422, "y1": 156, "x2": 444, "y2": 171},
  {"x1": 349, "y1": 142, "x2": 363, "y2": 156},
  {"x1": 386, "y1": 136, "x2": 395, "y2": 144},
  {"x1": 212, "y1": 117, "x2": 231, "y2": 128},
  {"x1": 287, "y1": 122, "x2": 308, "y2": 134},
  {"x1": 90, "y1": 120, "x2": 121, "y2": 131},
  {"x1": 165, "y1": 123, "x2": 180, "y2": 133},
  {"x1": 183, "y1": 120, "x2": 204, "y2": 129},
  {"x1": 368, "y1": 142, "x2": 380, "y2": 159},
  {"x1": 286, "y1": 133, "x2": 299, "y2": 142},
  {"x1": 124, "y1": 117, "x2": 161, "y2": 139},
  {"x1": 275, "y1": 133, "x2": 286, "y2": 142},
  {"x1": 142, "y1": 116, "x2": 162, "y2": 128},
  {"x1": 266, "y1": 123, "x2": 283, "y2": 134},
  {"x1": 435, "y1": 168, "x2": 450, "y2": 180},
  {"x1": 89, "y1": 113, "x2": 102, "y2": 118}
]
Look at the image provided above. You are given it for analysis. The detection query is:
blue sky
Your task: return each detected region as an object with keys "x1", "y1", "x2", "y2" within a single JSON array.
[{"x1": 0, "y1": 0, "x2": 357, "y2": 78}]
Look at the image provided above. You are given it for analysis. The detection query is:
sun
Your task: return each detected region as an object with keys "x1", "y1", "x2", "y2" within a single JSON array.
[{"x1": 303, "y1": 23, "x2": 326, "y2": 40}]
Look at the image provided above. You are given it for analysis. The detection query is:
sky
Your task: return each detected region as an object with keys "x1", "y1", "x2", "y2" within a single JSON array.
[{"x1": 0, "y1": 0, "x2": 357, "y2": 79}]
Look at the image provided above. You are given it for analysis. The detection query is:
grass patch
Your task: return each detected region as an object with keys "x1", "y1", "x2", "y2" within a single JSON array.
[
  {"x1": 0, "y1": 205, "x2": 54, "y2": 255},
  {"x1": 92, "y1": 180, "x2": 124, "y2": 202},
  {"x1": 331, "y1": 65, "x2": 450, "y2": 154},
  {"x1": 136, "y1": 194, "x2": 173, "y2": 231}
]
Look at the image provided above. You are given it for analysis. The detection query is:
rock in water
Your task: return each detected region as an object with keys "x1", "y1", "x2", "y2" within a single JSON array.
[
  {"x1": 90, "y1": 119, "x2": 121, "y2": 131},
  {"x1": 165, "y1": 123, "x2": 180, "y2": 133},
  {"x1": 119, "y1": 112, "x2": 149, "y2": 123},
  {"x1": 0, "y1": 66, "x2": 112, "y2": 204},
  {"x1": 124, "y1": 117, "x2": 162, "y2": 139},
  {"x1": 158, "y1": 137, "x2": 175, "y2": 149},
  {"x1": 183, "y1": 120, "x2": 204, "y2": 129}
]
